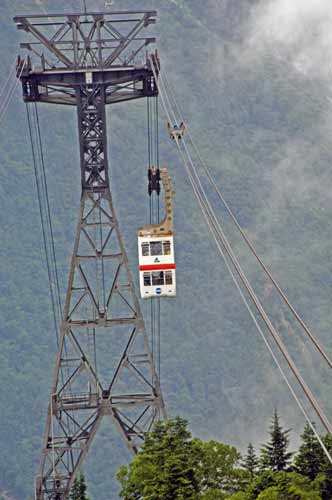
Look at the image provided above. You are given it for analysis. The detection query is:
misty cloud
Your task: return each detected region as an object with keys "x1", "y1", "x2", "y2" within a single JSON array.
[
  {"x1": 247, "y1": 0, "x2": 332, "y2": 80},
  {"x1": 266, "y1": 140, "x2": 332, "y2": 209}
]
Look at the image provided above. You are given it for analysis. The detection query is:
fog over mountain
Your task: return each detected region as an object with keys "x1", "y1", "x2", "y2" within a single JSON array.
[{"x1": 249, "y1": 0, "x2": 332, "y2": 78}]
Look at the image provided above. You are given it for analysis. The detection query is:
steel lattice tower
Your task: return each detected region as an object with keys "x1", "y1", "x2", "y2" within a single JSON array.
[{"x1": 14, "y1": 10, "x2": 165, "y2": 500}]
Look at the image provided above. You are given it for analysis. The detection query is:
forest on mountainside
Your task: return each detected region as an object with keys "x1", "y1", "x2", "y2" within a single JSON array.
[{"x1": 1, "y1": 0, "x2": 332, "y2": 499}]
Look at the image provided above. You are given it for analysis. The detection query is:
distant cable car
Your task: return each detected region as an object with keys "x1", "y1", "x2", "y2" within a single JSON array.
[
  {"x1": 167, "y1": 121, "x2": 186, "y2": 140},
  {"x1": 138, "y1": 168, "x2": 176, "y2": 298}
]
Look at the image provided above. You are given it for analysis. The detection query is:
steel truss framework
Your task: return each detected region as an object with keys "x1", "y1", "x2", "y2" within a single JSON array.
[{"x1": 15, "y1": 10, "x2": 165, "y2": 500}]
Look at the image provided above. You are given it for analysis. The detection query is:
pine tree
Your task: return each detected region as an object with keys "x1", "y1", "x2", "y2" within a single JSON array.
[
  {"x1": 70, "y1": 472, "x2": 89, "y2": 500},
  {"x1": 79, "y1": 473, "x2": 89, "y2": 500},
  {"x1": 242, "y1": 443, "x2": 259, "y2": 480},
  {"x1": 294, "y1": 422, "x2": 325, "y2": 480},
  {"x1": 117, "y1": 417, "x2": 246, "y2": 499},
  {"x1": 316, "y1": 434, "x2": 332, "y2": 500},
  {"x1": 117, "y1": 417, "x2": 201, "y2": 500},
  {"x1": 260, "y1": 410, "x2": 292, "y2": 471}
]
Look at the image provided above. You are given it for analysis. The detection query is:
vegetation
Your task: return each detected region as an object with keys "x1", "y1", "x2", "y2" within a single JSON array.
[
  {"x1": 69, "y1": 473, "x2": 90, "y2": 500},
  {"x1": 1, "y1": 1, "x2": 332, "y2": 499},
  {"x1": 260, "y1": 410, "x2": 293, "y2": 471},
  {"x1": 117, "y1": 417, "x2": 246, "y2": 499},
  {"x1": 117, "y1": 414, "x2": 332, "y2": 500},
  {"x1": 242, "y1": 443, "x2": 259, "y2": 480},
  {"x1": 294, "y1": 423, "x2": 325, "y2": 480}
]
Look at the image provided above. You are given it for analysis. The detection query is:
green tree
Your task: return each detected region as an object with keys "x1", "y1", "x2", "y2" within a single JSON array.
[
  {"x1": 260, "y1": 410, "x2": 292, "y2": 471},
  {"x1": 117, "y1": 417, "x2": 201, "y2": 500},
  {"x1": 315, "y1": 434, "x2": 332, "y2": 500},
  {"x1": 70, "y1": 472, "x2": 89, "y2": 500},
  {"x1": 246, "y1": 470, "x2": 276, "y2": 499},
  {"x1": 70, "y1": 477, "x2": 81, "y2": 500},
  {"x1": 197, "y1": 439, "x2": 246, "y2": 495},
  {"x1": 256, "y1": 486, "x2": 279, "y2": 500},
  {"x1": 294, "y1": 423, "x2": 325, "y2": 480},
  {"x1": 226, "y1": 493, "x2": 248, "y2": 500},
  {"x1": 247, "y1": 471, "x2": 322, "y2": 500},
  {"x1": 199, "y1": 489, "x2": 226, "y2": 500},
  {"x1": 245, "y1": 471, "x2": 322, "y2": 500},
  {"x1": 117, "y1": 417, "x2": 247, "y2": 500},
  {"x1": 242, "y1": 443, "x2": 259, "y2": 480}
]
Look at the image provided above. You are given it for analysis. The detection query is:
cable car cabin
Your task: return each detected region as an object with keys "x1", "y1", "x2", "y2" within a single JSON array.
[
  {"x1": 138, "y1": 236, "x2": 176, "y2": 298},
  {"x1": 138, "y1": 168, "x2": 176, "y2": 299},
  {"x1": 167, "y1": 121, "x2": 186, "y2": 140}
]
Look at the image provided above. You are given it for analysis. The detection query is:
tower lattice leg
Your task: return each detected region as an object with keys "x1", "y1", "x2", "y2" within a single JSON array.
[{"x1": 36, "y1": 190, "x2": 165, "y2": 500}]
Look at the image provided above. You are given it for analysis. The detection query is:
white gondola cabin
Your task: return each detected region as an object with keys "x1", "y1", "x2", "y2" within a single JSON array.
[{"x1": 138, "y1": 168, "x2": 176, "y2": 298}]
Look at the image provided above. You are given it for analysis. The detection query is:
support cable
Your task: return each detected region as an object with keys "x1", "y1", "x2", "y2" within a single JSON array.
[
  {"x1": 26, "y1": 103, "x2": 60, "y2": 344},
  {"x1": 182, "y1": 132, "x2": 332, "y2": 435},
  {"x1": 147, "y1": 97, "x2": 151, "y2": 170},
  {"x1": 187, "y1": 132, "x2": 332, "y2": 368},
  {"x1": 0, "y1": 58, "x2": 27, "y2": 125},
  {"x1": 0, "y1": 58, "x2": 17, "y2": 99},
  {"x1": 146, "y1": 93, "x2": 161, "y2": 380},
  {"x1": 154, "y1": 95, "x2": 161, "y2": 382},
  {"x1": 27, "y1": 103, "x2": 74, "y2": 455},
  {"x1": 34, "y1": 103, "x2": 63, "y2": 317},
  {"x1": 164, "y1": 68, "x2": 332, "y2": 368},
  {"x1": 160, "y1": 65, "x2": 332, "y2": 369},
  {"x1": 150, "y1": 56, "x2": 332, "y2": 437},
  {"x1": 190, "y1": 164, "x2": 332, "y2": 464},
  {"x1": 33, "y1": 105, "x2": 74, "y2": 409},
  {"x1": 147, "y1": 97, "x2": 155, "y2": 363}
]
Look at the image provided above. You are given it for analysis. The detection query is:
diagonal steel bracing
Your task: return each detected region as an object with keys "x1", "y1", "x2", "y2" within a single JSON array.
[
  {"x1": 36, "y1": 190, "x2": 165, "y2": 500},
  {"x1": 15, "y1": 9, "x2": 164, "y2": 500}
]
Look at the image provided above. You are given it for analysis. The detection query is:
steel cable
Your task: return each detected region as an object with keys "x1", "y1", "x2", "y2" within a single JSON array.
[
  {"x1": 147, "y1": 97, "x2": 156, "y2": 366},
  {"x1": 26, "y1": 102, "x2": 75, "y2": 450},
  {"x1": 0, "y1": 58, "x2": 17, "y2": 99},
  {"x1": 150, "y1": 55, "x2": 332, "y2": 438},
  {"x1": 160, "y1": 64, "x2": 332, "y2": 369},
  {"x1": 179, "y1": 136, "x2": 332, "y2": 463},
  {"x1": 34, "y1": 104, "x2": 63, "y2": 317},
  {"x1": 181, "y1": 134, "x2": 332, "y2": 435},
  {"x1": 26, "y1": 103, "x2": 60, "y2": 344},
  {"x1": 0, "y1": 59, "x2": 26, "y2": 124},
  {"x1": 155, "y1": 95, "x2": 161, "y2": 383},
  {"x1": 181, "y1": 142, "x2": 332, "y2": 463},
  {"x1": 146, "y1": 93, "x2": 162, "y2": 381}
]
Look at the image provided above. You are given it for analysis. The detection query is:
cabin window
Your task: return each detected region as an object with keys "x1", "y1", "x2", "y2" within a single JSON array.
[
  {"x1": 152, "y1": 271, "x2": 164, "y2": 285},
  {"x1": 150, "y1": 241, "x2": 162, "y2": 256},
  {"x1": 143, "y1": 271, "x2": 173, "y2": 287},
  {"x1": 163, "y1": 240, "x2": 171, "y2": 255},
  {"x1": 141, "y1": 240, "x2": 173, "y2": 257},
  {"x1": 143, "y1": 273, "x2": 151, "y2": 286},
  {"x1": 165, "y1": 271, "x2": 173, "y2": 285},
  {"x1": 141, "y1": 243, "x2": 150, "y2": 256}
]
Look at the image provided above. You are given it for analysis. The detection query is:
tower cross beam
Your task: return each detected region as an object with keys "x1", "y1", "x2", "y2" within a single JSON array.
[
  {"x1": 17, "y1": 17, "x2": 73, "y2": 67},
  {"x1": 14, "y1": 11, "x2": 157, "y2": 70}
]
